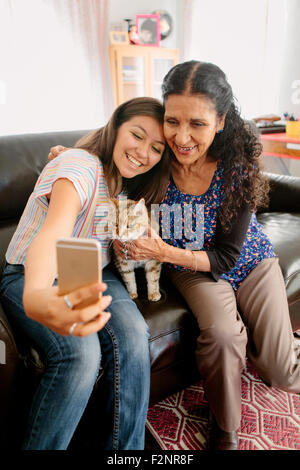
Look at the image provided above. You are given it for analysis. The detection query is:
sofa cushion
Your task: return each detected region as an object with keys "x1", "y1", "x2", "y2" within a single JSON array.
[
  {"x1": 0, "y1": 130, "x2": 88, "y2": 222},
  {"x1": 257, "y1": 212, "x2": 300, "y2": 303},
  {"x1": 257, "y1": 212, "x2": 300, "y2": 331}
]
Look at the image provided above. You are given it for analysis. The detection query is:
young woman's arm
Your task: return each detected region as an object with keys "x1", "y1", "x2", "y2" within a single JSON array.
[
  {"x1": 23, "y1": 178, "x2": 111, "y2": 336},
  {"x1": 24, "y1": 178, "x2": 81, "y2": 290}
]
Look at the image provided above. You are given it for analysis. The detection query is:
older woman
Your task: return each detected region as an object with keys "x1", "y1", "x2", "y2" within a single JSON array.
[{"x1": 122, "y1": 61, "x2": 300, "y2": 450}]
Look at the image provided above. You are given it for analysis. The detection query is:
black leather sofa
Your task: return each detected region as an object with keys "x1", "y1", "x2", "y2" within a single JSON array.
[{"x1": 0, "y1": 130, "x2": 299, "y2": 450}]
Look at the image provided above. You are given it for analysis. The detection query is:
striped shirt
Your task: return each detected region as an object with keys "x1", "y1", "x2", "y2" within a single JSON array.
[{"x1": 6, "y1": 149, "x2": 112, "y2": 269}]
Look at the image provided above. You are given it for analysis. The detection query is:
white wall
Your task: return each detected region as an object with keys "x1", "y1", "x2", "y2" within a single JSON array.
[
  {"x1": 278, "y1": 0, "x2": 300, "y2": 117},
  {"x1": 99, "y1": 0, "x2": 300, "y2": 119},
  {"x1": 168, "y1": 0, "x2": 299, "y2": 120}
]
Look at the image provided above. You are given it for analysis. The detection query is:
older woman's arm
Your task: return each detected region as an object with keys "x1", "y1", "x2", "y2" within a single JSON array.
[
  {"x1": 161, "y1": 202, "x2": 251, "y2": 276},
  {"x1": 206, "y1": 202, "x2": 251, "y2": 280},
  {"x1": 125, "y1": 202, "x2": 251, "y2": 278},
  {"x1": 161, "y1": 241, "x2": 211, "y2": 271}
]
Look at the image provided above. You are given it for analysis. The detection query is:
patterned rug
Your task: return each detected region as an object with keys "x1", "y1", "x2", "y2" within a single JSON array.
[{"x1": 146, "y1": 361, "x2": 300, "y2": 450}]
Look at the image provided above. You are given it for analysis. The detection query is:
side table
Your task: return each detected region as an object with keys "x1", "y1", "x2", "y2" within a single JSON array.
[{"x1": 260, "y1": 132, "x2": 300, "y2": 176}]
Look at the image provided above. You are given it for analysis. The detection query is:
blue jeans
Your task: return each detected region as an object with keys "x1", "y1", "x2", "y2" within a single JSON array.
[{"x1": 0, "y1": 263, "x2": 150, "y2": 450}]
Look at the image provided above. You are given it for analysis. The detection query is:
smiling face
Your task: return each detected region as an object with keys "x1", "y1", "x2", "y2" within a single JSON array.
[
  {"x1": 112, "y1": 115, "x2": 165, "y2": 178},
  {"x1": 164, "y1": 94, "x2": 225, "y2": 166}
]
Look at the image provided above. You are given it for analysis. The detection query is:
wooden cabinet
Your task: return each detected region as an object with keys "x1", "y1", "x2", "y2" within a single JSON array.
[{"x1": 109, "y1": 45, "x2": 179, "y2": 107}]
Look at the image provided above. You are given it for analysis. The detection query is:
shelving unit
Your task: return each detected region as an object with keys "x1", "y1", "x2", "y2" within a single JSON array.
[{"x1": 109, "y1": 45, "x2": 179, "y2": 107}]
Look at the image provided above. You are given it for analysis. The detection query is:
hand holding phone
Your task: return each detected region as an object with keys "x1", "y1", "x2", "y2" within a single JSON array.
[
  {"x1": 22, "y1": 238, "x2": 110, "y2": 336},
  {"x1": 56, "y1": 237, "x2": 103, "y2": 307},
  {"x1": 53, "y1": 237, "x2": 111, "y2": 335}
]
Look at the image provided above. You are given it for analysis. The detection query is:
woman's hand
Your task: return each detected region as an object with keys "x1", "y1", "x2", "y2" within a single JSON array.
[
  {"x1": 48, "y1": 145, "x2": 68, "y2": 161},
  {"x1": 23, "y1": 282, "x2": 112, "y2": 336},
  {"x1": 114, "y1": 226, "x2": 165, "y2": 262}
]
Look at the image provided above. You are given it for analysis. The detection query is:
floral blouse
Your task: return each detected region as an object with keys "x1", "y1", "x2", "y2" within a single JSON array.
[{"x1": 160, "y1": 160, "x2": 275, "y2": 290}]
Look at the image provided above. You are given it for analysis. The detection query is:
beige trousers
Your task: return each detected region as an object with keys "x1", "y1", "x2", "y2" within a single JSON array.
[{"x1": 168, "y1": 257, "x2": 300, "y2": 432}]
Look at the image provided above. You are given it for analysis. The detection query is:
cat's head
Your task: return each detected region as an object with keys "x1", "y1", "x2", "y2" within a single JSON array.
[{"x1": 108, "y1": 198, "x2": 148, "y2": 241}]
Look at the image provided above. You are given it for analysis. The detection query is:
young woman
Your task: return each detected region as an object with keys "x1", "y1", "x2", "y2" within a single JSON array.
[
  {"x1": 117, "y1": 62, "x2": 300, "y2": 450},
  {"x1": 0, "y1": 97, "x2": 169, "y2": 450}
]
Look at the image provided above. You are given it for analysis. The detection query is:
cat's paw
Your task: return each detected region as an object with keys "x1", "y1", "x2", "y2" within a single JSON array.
[
  {"x1": 148, "y1": 292, "x2": 161, "y2": 302},
  {"x1": 129, "y1": 292, "x2": 138, "y2": 300}
]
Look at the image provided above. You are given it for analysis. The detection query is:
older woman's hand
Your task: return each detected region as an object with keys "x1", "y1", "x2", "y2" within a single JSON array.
[
  {"x1": 114, "y1": 226, "x2": 165, "y2": 262},
  {"x1": 48, "y1": 145, "x2": 68, "y2": 161}
]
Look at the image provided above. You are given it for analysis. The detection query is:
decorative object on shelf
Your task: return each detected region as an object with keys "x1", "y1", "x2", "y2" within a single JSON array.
[
  {"x1": 252, "y1": 114, "x2": 281, "y2": 124},
  {"x1": 152, "y1": 10, "x2": 173, "y2": 41},
  {"x1": 124, "y1": 18, "x2": 139, "y2": 45},
  {"x1": 124, "y1": 18, "x2": 132, "y2": 30},
  {"x1": 253, "y1": 113, "x2": 285, "y2": 134},
  {"x1": 283, "y1": 112, "x2": 297, "y2": 121},
  {"x1": 282, "y1": 113, "x2": 300, "y2": 138},
  {"x1": 286, "y1": 120, "x2": 300, "y2": 138},
  {"x1": 109, "y1": 31, "x2": 129, "y2": 45},
  {"x1": 136, "y1": 14, "x2": 160, "y2": 47},
  {"x1": 128, "y1": 24, "x2": 139, "y2": 45},
  {"x1": 110, "y1": 21, "x2": 127, "y2": 32}
]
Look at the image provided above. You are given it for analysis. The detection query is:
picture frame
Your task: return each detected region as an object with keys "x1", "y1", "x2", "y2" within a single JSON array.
[
  {"x1": 136, "y1": 14, "x2": 161, "y2": 47},
  {"x1": 109, "y1": 31, "x2": 129, "y2": 45}
]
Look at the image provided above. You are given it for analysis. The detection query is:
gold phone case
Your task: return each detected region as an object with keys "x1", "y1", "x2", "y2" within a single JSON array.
[{"x1": 56, "y1": 238, "x2": 102, "y2": 307}]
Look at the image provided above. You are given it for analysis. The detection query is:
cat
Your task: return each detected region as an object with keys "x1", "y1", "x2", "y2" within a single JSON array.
[{"x1": 108, "y1": 198, "x2": 162, "y2": 301}]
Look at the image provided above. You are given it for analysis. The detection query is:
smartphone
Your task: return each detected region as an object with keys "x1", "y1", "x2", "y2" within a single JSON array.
[{"x1": 56, "y1": 238, "x2": 102, "y2": 307}]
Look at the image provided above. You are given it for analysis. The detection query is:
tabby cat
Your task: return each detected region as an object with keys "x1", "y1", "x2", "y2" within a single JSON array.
[{"x1": 109, "y1": 198, "x2": 162, "y2": 301}]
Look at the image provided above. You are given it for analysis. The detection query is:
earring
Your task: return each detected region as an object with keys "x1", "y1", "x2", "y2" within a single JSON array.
[{"x1": 217, "y1": 129, "x2": 223, "y2": 134}]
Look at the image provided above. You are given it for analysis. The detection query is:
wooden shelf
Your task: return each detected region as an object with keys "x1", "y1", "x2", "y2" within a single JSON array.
[{"x1": 109, "y1": 45, "x2": 179, "y2": 107}]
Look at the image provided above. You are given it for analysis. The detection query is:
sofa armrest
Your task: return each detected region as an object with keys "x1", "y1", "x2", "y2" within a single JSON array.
[
  {"x1": 0, "y1": 302, "x2": 23, "y2": 446},
  {"x1": 261, "y1": 172, "x2": 300, "y2": 213},
  {"x1": 0, "y1": 301, "x2": 21, "y2": 390},
  {"x1": 0, "y1": 301, "x2": 20, "y2": 369}
]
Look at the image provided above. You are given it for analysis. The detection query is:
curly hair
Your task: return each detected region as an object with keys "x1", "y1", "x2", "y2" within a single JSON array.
[{"x1": 162, "y1": 61, "x2": 269, "y2": 232}]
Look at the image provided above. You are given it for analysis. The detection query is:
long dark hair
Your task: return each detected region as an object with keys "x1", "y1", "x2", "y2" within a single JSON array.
[
  {"x1": 162, "y1": 61, "x2": 269, "y2": 231},
  {"x1": 75, "y1": 97, "x2": 170, "y2": 206}
]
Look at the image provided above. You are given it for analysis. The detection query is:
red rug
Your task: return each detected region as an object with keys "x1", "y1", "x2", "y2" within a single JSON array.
[{"x1": 146, "y1": 361, "x2": 300, "y2": 450}]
